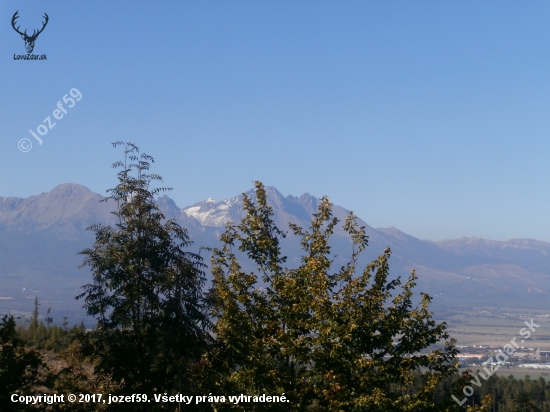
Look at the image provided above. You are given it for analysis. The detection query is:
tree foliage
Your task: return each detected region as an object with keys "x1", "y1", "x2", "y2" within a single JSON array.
[
  {"x1": 76, "y1": 142, "x2": 210, "y2": 409},
  {"x1": 0, "y1": 314, "x2": 44, "y2": 411},
  {"x1": 208, "y1": 181, "x2": 463, "y2": 411},
  {"x1": 16, "y1": 299, "x2": 81, "y2": 353}
]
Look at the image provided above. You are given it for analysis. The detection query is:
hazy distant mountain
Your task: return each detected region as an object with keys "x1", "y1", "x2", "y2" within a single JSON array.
[
  {"x1": 1, "y1": 183, "x2": 549, "y2": 324},
  {"x1": 432, "y1": 237, "x2": 550, "y2": 273},
  {"x1": 0, "y1": 183, "x2": 116, "y2": 238}
]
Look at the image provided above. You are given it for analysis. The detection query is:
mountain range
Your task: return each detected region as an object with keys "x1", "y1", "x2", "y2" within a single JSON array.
[{"x1": 1, "y1": 183, "x2": 549, "y2": 323}]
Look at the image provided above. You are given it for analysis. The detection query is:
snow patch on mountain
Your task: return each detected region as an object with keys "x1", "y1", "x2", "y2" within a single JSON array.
[
  {"x1": 181, "y1": 187, "x2": 320, "y2": 228},
  {"x1": 182, "y1": 197, "x2": 242, "y2": 226}
]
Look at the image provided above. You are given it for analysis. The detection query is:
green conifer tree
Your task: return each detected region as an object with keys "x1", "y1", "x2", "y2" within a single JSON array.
[{"x1": 77, "y1": 142, "x2": 210, "y2": 410}]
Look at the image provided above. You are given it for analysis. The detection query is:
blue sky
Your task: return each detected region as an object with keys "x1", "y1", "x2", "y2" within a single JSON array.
[{"x1": 1, "y1": 1, "x2": 550, "y2": 242}]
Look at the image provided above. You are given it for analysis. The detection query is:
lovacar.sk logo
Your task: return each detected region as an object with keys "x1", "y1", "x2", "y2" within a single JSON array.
[{"x1": 11, "y1": 11, "x2": 48, "y2": 60}]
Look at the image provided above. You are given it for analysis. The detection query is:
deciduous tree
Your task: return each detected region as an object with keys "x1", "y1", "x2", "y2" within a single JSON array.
[{"x1": 208, "y1": 181, "x2": 466, "y2": 411}]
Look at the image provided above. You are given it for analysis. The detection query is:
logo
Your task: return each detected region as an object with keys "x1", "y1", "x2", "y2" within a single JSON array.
[{"x1": 11, "y1": 11, "x2": 48, "y2": 54}]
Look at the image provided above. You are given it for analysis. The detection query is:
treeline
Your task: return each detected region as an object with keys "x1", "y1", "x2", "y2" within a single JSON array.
[
  {"x1": 473, "y1": 374, "x2": 550, "y2": 412},
  {"x1": 15, "y1": 298, "x2": 84, "y2": 353},
  {"x1": 7, "y1": 316, "x2": 550, "y2": 411},
  {"x1": 0, "y1": 142, "x2": 542, "y2": 411},
  {"x1": 435, "y1": 373, "x2": 550, "y2": 412}
]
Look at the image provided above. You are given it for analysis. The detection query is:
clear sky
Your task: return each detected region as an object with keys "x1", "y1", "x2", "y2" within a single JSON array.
[{"x1": 1, "y1": 1, "x2": 550, "y2": 242}]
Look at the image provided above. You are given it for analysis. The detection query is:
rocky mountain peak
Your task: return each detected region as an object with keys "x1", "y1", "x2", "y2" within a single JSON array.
[{"x1": 3, "y1": 183, "x2": 550, "y2": 314}]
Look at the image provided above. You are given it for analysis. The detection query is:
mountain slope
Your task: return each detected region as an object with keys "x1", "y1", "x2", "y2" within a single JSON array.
[{"x1": 1, "y1": 183, "x2": 550, "y2": 323}]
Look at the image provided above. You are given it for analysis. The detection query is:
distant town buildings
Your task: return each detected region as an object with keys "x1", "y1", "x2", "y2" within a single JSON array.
[{"x1": 457, "y1": 345, "x2": 549, "y2": 368}]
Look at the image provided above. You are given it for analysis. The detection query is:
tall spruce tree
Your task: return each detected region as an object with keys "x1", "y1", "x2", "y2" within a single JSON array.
[
  {"x1": 208, "y1": 181, "x2": 491, "y2": 411},
  {"x1": 77, "y1": 142, "x2": 210, "y2": 410}
]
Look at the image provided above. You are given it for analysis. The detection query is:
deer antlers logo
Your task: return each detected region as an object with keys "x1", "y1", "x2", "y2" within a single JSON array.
[{"x1": 11, "y1": 11, "x2": 49, "y2": 54}]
